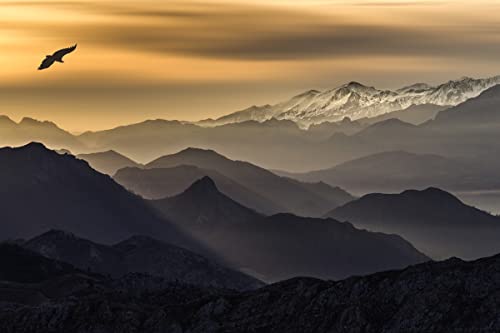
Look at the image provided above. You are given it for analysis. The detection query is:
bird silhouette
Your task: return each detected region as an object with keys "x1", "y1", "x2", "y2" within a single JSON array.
[{"x1": 38, "y1": 44, "x2": 77, "y2": 70}]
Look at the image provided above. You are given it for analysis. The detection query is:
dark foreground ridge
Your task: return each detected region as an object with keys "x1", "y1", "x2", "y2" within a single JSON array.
[
  {"x1": 24, "y1": 230, "x2": 263, "y2": 291},
  {"x1": 1, "y1": 242, "x2": 500, "y2": 332}
]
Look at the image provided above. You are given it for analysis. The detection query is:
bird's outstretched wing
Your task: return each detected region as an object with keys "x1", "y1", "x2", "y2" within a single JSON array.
[
  {"x1": 52, "y1": 44, "x2": 77, "y2": 60},
  {"x1": 38, "y1": 56, "x2": 55, "y2": 70}
]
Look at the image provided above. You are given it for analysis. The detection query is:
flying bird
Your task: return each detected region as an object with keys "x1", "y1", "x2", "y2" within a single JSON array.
[{"x1": 38, "y1": 44, "x2": 77, "y2": 70}]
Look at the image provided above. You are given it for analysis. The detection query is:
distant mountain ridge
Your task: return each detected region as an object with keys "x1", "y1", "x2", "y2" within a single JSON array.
[
  {"x1": 201, "y1": 76, "x2": 500, "y2": 127},
  {"x1": 0, "y1": 116, "x2": 83, "y2": 151},
  {"x1": 328, "y1": 187, "x2": 500, "y2": 259},
  {"x1": 114, "y1": 164, "x2": 283, "y2": 214},
  {"x1": 278, "y1": 150, "x2": 486, "y2": 194},
  {"x1": 77, "y1": 150, "x2": 143, "y2": 175},
  {"x1": 142, "y1": 147, "x2": 355, "y2": 217},
  {"x1": 3, "y1": 76, "x2": 500, "y2": 174}
]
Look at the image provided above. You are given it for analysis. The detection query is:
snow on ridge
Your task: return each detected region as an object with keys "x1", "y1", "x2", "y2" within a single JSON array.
[{"x1": 203, "y1": 75, "x2": 500, "y2": 128}]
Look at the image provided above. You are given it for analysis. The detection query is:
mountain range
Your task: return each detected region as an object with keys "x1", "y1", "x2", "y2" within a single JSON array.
[
  {"x1": 0, "y1": 142, "x2": 204, "y2": 254},
  {"x1": 151, "y1": 177, "x2": 428, "y2": 282},
  {"x1": 24, "y1": 230, "x2": 262, "y2": 290},
  {"x1": 1, "y1": 243, "x2": 499, "y2": 332},
  {"x1": 123, "y1": 147, "x2": 354, "y2": 217},
  {"x1": 200, "y1": 75, "x2": 500, "y2": 127},
  {"x1": 276, "y1": 150, "x2": 498, "y2": 195},
  {"x1": 76, "y1": 150, "x2": 142, "y2": 175},
  {"x1": 2, "y1": 78, "x2": 500, "y2": 174},
  {"x1": 0, "y1": 143, "x2": 425, "y2": 282},
  {"x1": 0, "y1": 116, "x2": 83, "y2": 151},
  {"x1": 328, "y1": 188, "x2": 500, "y2": 260},
  {"x1": 115, "y1": 164, "x2": 282, "y2": 214}
]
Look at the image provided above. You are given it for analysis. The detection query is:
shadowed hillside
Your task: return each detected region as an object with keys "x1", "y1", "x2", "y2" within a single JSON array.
[
  {"x1": 1, "y1": 245, "x2": 499, "y2": 332},
  {"x1": 328, "y1": 188, "x2": 500, "y2": 259},
  {"x1": 152, "y1": 177, "x2": 428, "y2": 282},
  {"x1": 0, "y1": 143, "x2": 205, "y2": 255},
  {"x1": 24, "y1": 230, "x2": 262, "y2": 290}
]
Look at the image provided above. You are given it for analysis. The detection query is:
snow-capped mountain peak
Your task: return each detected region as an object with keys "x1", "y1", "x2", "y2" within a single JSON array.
[{"x1": 200, "y1": 75, "x2": 500, "y2": 127}]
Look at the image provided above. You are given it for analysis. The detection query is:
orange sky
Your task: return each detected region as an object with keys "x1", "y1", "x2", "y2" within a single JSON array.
[{"x1": 1, "y1": 0, "x2": 500, "y2": 131}]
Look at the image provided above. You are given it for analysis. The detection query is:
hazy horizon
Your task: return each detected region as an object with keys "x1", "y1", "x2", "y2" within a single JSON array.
[{"x1": 2, "y1": 0, "x2": 500, "y2": 131}]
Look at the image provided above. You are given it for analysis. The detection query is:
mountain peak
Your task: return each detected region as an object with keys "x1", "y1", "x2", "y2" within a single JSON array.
[
  {"x1": 293, "y1": 89, "x2": 321, "y2": 99},
  {"x1": 19, "y1": 117, "x2": 59, "y2": 129},
  {"x1": 0, "y1": 115, "x2": 16, "y2": 125},
  {"x1": 31, "y1": 229, "x2": 78, "y2": 242},
  {"x1": 184, "y1": 176, "x2": 219, "y2": 195},
  {"x1": 207, "y1": 75, "x2": 500, "y2": 126},
  {"x1": 17, "y1": 142, "x2": 51, "y2": 153},
  {"x1": 401, "y1": 187, "x2": 462, "y2": 203},
  {"x1": 147, "y1": 147, "x2": 230, "y2": 169},
  {"x1": 179, "y1": 147, "x2": 221, "y2": 156},
  {"x1": 346, "y1": 81, "x2": 365, "y2": 88}
]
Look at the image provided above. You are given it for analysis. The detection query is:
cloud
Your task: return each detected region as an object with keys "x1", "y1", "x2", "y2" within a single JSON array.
[{"x1": 3, "y1": 0, "x2": 500, "y2": 62}]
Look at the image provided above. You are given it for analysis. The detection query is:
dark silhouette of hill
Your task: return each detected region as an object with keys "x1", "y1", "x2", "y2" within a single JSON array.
[
  {"x1": 328, "y1": 187, "x2": 500, "y2": 259},
  {"x1": 152, "y1": 177, "x2": 428, "y2": 282},
  {"x1": 145, "y1": 147, "x2": 354, "y2": 217},
  {"x1": 24, "y1": 230, "x2": 262, "y2": 290},
  {"x1": 0, "y1": 143, "x2": 206, "y2": 254},
  {"x1": 2, "y1": 247, "x2": 500, "y2": 331},
  {"x1": 77, "y1": 150, "x2": 143, "y2": 175},
  {"x1": 115, "y1": 165, "x2": 283, "y2": 214},
  {"x1": 0, "y1": 243, "x2": 78, "y2": 284},
  {"x1": 152, "y1": 177, "x2": 262, "y2": 226}
]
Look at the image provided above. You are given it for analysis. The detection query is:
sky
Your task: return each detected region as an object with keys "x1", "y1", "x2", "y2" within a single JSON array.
[{"x1": 1, "y1": 0, "x2": 500, "y2": 132}]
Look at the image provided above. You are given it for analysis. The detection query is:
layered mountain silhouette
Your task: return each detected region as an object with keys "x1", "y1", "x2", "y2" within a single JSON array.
[
  {"x1": 142, "y1": 147, "x2": 354, "y2": 217},
  {"x1": 24, "y1": 230, "x2": 262, "y2": 290},
  {"x1": 152, "y1": 177, "x2": 428, "y2": 282},
  {"x1": 152, "y1": 177, "x2": 262, "y2": 227},
  {"x1": 431, "y1": 84, "x2": 500, "y2": 129},
  {"x1": 2, "y1": 245, "x2": 499, "y2": 332},
  {"x1": 3, "y1": 78, "x2": 500, "y2": 175},
  {"x1": 115, "y1": 165, "x2": 283, "y2": 215},
  {"x1": 0, "y1": 143, "x2": 205, "y2": 254},
  {"x1": 77, "y1": 150, "x2": 143, "y2": 175},
  {"x1": 279, "y1": 151, "x2": 492, "y2": 194},
  {"x1": 359, "y1": 103, "x2": 448, "y2": 125},
  {"x1": 328, "y1": 188, "x2": 500, "y2": 259},
  {"x1": 0, "y1": 116, "x2": 83, "y2": 151}
]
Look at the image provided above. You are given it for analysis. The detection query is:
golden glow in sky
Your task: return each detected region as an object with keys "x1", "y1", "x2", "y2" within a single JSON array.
[{"x1": 1, "y1": 0, "x2": 500, "y2": 131}]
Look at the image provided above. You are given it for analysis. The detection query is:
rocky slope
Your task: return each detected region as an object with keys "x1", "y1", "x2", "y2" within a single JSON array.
[
  {"x1": 24, "y1": 230, "x2": 263, "y2": 291},
  {"x1": 1, "y1": 246, "x2": 499, "y2": 332},
  {"x1": 0, "y1": 142, "x2": 204, "y2": 254}
]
